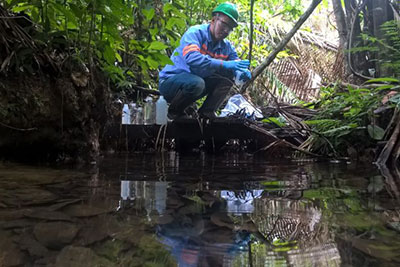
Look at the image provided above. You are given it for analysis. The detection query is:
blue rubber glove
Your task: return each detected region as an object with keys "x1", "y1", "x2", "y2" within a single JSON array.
[
  {"x1": 222, "y1": 60, "x2": 250, "y2": 71},
  {"x1": 239, "y1": 69, "x2": 251, "y2": 81}
]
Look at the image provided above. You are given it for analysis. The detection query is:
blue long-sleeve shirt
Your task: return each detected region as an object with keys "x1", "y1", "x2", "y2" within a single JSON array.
[{"x1": 159, "y1": 24, "x2": 239, "y2": 82}]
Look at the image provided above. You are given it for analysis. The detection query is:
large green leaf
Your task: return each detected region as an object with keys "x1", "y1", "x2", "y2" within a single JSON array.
[
  {"x1": 367, "y1": 125, "x2": 385, "y2": 140},
  {"x1": 148, "y1": 41, "x2": 168, "y2": 51},
  {"x1": 103, "y1": 45, "x2": 115, "y2": 65},
  {"x1": 51, "y1": 2, "x2": 78, "y2": 27},
  {"x1": 366, "y1": 77, "x2": 399, "y2": 83},
  {"x1": 142, "y1": 8, "x2": 155, "y2": 21},
  {"x1": 153, "y1": 53, "x2": 174, "y2": 66}
]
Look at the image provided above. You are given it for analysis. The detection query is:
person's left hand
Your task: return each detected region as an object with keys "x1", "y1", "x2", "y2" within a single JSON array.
[{"x1": 239, "y1": 69, "x2": 251, "y2": 82}]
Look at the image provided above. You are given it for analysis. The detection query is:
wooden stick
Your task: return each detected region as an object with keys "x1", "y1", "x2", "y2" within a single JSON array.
[
  {"x1": 246, "y1": 123, "x2": 323, "y2": 157},
  {"x1": 376, "y1": 110, "x2": 400, "y2": 165}
]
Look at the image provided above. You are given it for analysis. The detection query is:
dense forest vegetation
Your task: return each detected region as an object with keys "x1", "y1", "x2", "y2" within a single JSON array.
[{"x1": 0, "y1": 0, "x2": 399, "y2": 166}]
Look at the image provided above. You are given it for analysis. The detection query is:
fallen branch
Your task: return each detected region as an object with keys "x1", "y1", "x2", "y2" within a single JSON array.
[
  {"x1": 133, "y1": 85, "x2": 160, "y2": 95},
  {"x1": 376, "y1": 109, "x2": 400, "y2": 165},
  {"x1": 245, "y1": 122, "x2": 323, "y2": 157},
  {"x1": 240, "y1": 0, "x2": 323, "y2": 93},
  {"x1": 0, "y1": 121, "x2": 37, "y2": 131}
]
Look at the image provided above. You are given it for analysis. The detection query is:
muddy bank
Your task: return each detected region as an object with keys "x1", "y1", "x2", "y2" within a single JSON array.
[{"x1": 0, "y1": 69, "x2": 113, "y2": 163}]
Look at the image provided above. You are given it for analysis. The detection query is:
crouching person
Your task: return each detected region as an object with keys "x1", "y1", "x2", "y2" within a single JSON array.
[{"x1": 158, "y1": 2, "x2": 251, "y2": 120}]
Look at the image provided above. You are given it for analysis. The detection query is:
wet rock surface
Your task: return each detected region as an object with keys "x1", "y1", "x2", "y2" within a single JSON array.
[
  {"x1": 55, "y1": 246, "x2": 115, "y2": 267},
  {"x1": 0, "y1": 230, "x2": 27, "y2": 266},
  {"x1": 33, "y1": 222, "x2": 80, "y2": 249},
  {"x1": 17, "y1": 235, "x2": 49, "y2": 257}
]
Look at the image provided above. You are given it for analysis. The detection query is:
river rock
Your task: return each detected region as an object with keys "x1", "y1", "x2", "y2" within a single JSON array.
[
  {"x1": 0, "y1": 230, "x2": 27, "y2": 266},
  {"x1": 55, "y1": 246, "x2": 115, "y2": 267},
  {"x1": 24, "y1": 210, "x2": 74, "y2": 222},
  {"x1": 62, "y1": 204, "x2": 110, "y2": 217},
  {"x1": 48, "y1": 199, "x2": 82, "y2": 211},
  {"x1": 74, "y1": 216, "x2": 115, "y2": 246},
  {"x1": 13, "y1": 187, "x2": 58, "y2": 206},
  {"x1": 18, "y1": 235, "x2": 49, "y2": 257},
  {"x1": 1, "y1": 219, "x2": 34, "y2": 229},
  {"x1": 33, "y1": 222, "x2": 79, "y2": 249}
]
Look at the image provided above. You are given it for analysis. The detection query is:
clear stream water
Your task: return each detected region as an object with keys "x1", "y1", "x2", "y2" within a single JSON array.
[{"x1": 0, "y1": 153, "x2": 399, "y2": 267}]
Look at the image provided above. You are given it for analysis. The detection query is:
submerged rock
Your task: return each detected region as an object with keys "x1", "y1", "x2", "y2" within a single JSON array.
[
  {"x1": 62, "y1": 204, "x2": 111, "y2": 217},
  {"x1": 55, "y1": 246, "x2": 115, "y2": 267},
  {"x1": 33, "y1": 222, "x2": 79, "y2": 249},
  {"x1": 0, "y1": 230, "x2": 27, "y2": 266},
  {"x1": 24, "y1": 210, "x2": 74, "y2": 222},
  {"x1": 17, "y1": 235, "x2": 49, "y2": 258}
]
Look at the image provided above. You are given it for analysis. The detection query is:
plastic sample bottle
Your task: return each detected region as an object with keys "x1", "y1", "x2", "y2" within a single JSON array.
[
  {"x1": 155, "y1": 96, "x2": 168, "y2": 125},
  {"x1": 136, "y1": 106, "x2": 143, "y2": 124},
  {"x1": 234, "y1": 70, "x2": 245, "y2": 86},
  {"x1": 122, "y1": 104, "x2": 131, "y2": 124},
  {"x1": 130, "y1": 103, "x2": 137, "y2": 124},
  {"x1": 143, "y1": 97, "x2": 155, "y2": 125}
]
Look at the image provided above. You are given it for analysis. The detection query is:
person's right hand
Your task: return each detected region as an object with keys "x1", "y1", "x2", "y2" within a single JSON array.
[{"x1": 222, "y1": 60, "x2": 250, "y2": 71}]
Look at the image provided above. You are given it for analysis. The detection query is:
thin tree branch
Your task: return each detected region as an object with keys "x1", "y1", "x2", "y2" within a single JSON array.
[
  {"x1": 0, "y1": 121, "x2": 37, "y2": 131},
  {"x1": 249, "y1": 0, "x2": 255, "y2": 63}
]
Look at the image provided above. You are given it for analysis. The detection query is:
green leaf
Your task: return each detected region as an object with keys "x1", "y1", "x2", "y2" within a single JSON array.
[
  {"x1": 154, "y1": 53, "x2": 173, "y2": 66},
  {"x1": 367, "y1": 125, "x2": 385, "y2": 140},
  {"x1": 149, "y1": 27, "x2": 159, "y2": 37},
  {"x1": 69, "y1": 3, "x2": 83, "y2": 19},
  {"x1": 304, "y1": 119, "x2": 339, "y2": 125},
  {"x1": 103, "y1": 45, "x2": 115, "y2": 65},
  {"x1": 322, "y1": 124, "x2": 357, "y2": 136},
  {"x1": 366, "y1": 77, "x2": 399, "y2": 83},
  {"x1": 115, "y1": 52, "x2": 122, "y2": 63},
  {"x1": 145, "y1": 55, "x2": 159, "y2": 69},
  {"x1": 262, "y1": 117, "x2": 286, "y2": 127},
  {"x1": 148, "y1": 41, "x2": 168, "y2": 51},
  {"x1": 376, "y1": 85, "x2": 396, "y2": 91},
  {"x1": 166, "y1": 17, "x2": 186, "y2": 30},
  {"x1": 51, "y1": 2, "x2": 78, "y2": 27},
  {"x1": 142, "y1": 8, "x2": 155, "y2": 21},
  {"x1": 12, "y1": 4, "x2": 34, "y2": 13},
  {"x1": 389, "y1": 94, "x2": 400, "y2": 106}
]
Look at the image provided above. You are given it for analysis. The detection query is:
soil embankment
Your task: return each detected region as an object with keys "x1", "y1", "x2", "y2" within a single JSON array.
[{"x1": 0, "y1": 70, "x2": 113, "y2": 163}]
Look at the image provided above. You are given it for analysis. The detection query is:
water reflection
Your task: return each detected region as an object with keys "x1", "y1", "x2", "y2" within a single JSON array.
[
  {"x1": 110, "y1": 154, "x2": 368, "y2": 266},
  {"x1": 0, "y1": 155, "x2": 399, "y2": 266},
  {"x1": 118, "y1": 180, "x2": 168, "y2": 216}
]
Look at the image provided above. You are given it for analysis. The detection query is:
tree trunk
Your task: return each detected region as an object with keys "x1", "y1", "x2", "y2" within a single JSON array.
[
  {"x1": 332, "y1": 0, "x2": 351, "y2": 76},
  {"x1": 372, "y1": 0, "x2": 390, "y2": 76},
  {"x1": 332, "y1": 0, "x2": 347, "y2": 49}
]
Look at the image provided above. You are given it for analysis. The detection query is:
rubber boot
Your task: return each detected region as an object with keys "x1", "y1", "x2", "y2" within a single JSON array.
[
  {"x1": 198, "y1": 83, "x2": 231, "y2": 119},
  {"x1": 168, "y1": 90, "x2": 194, "y2": 120}
]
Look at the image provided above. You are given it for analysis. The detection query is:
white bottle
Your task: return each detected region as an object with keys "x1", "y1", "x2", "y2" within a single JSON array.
[
  {"x1": 156, "y1": 95, "x2": 168, "y2": 125},
  {"x1": 122, "y1": 104, "x2": 131, "y2": 124}
]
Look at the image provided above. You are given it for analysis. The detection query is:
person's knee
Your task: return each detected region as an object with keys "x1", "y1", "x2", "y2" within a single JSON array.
[{"x1": 183, "y1": 77, "x2": 205, "y2": 99}]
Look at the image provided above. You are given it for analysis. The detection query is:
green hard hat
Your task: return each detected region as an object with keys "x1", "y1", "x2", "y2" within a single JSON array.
[{"x1": 212, "y1": 2, "x2": 239, "y2": 27}]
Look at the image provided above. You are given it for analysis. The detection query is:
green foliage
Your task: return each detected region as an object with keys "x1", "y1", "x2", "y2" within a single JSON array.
[
  {"x1": 304, "y1": 83, "x2": 388, "y2": 156},
  {"x1": 3, "y1": 0, "x2": 310, "y2": 96},
  {"x1": 355, "y1": 20, "x2": 400, "y2": 77},
  {"x1": 5, "y1": 0, "x2": 186, "y2": 88},
  {"x1": 262, "y1": 117, "x2": 286, "y2": 127}
]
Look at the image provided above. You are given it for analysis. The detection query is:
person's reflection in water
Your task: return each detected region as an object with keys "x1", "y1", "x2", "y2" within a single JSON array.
[{"x1": 156, "y1": 202, "x2": 251, "y2": 266}]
